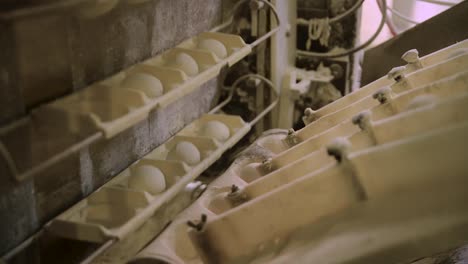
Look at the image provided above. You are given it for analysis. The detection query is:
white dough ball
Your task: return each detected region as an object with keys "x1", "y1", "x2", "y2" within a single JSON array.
[
  {"x1": 198, "y1": 39, "x2": 227, "y2": 59},
  {"x1": 121, "y1": 73, "x2": 164, "y2": 98},
  {"x1": 174, "y1": 53, "x2": 199, "y2": 77},
  {"x1": 201, "y1": 120, "x2": 230, "y2": 142},
  {"x1": 128, "y1": 165, "x2": 166, "y2": 195},
  {"x1": 167, "y1": 141, "x2": 201, "y2": 166},
  {"x1": 239, "y1": 162, "x2": 262, "y2": 182}
]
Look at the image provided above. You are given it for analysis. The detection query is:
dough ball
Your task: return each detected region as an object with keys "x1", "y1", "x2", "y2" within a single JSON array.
[
  {"x1": 128, "y1": 165, "x2": 166, "y2": 195},
  {"x1": 167, "y1": 141, "x2": 201, "y2": 166},
  {"x1": 201, "y1": 120, "x2": 230, "y2": 142},
  {"x1": 173, "y1": 53, "x2": 199, "y2": 77},
  {"x1": 198, "y1": 39, "x2": 227, "y2": 59},
  {"x1": 121, "y1": 72, "x2": 164, "y2": 98}
]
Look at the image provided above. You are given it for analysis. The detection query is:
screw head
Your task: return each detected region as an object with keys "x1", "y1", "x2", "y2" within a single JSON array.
[
  {"x1": 352, "y1": 111, "x2": 372, "y2": 130},
  {"x1": 401, "y1": 49, "x2": 420, "y2": 63},
  {"x1": 230, "y1": 184, "x2": 239, "y2": 193},
  {"x1": 187, "y1": 214, "x2": 208, "y2": 231},
  {"x1": 372, "y1": 86, "x2": 393, "y2": 104},
  {"x1": 326, "y1": 137, "x2": 351, "y2": 163},
  {"x1": 387, "y1": 66, "x2": 406, "y2": 81}
]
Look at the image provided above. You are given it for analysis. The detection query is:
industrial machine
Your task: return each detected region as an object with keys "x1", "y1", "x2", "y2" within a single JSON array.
[{"x1": 0, "y1": 0, "x2": 467, "y2": 263}]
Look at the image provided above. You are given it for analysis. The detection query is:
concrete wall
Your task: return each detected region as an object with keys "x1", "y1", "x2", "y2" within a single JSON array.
[{"x1": 0, "y1": 0, "x2": 224, "y2": 256}]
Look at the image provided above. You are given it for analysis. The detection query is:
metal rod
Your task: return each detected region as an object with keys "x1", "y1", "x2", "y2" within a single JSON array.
[
  {"x1": 210, "y1": 73, "x2": 279, "y2": 125},
  {"x1": 0, "y1": 131, "x2": 103, "y2": 182},
  {"x1": 250, "y1": 27, "x2": 280, "y2": 48},
  {"x1": 0, "y1": 117, "x2": 29, "y2": 134},
  {"x1": 1, "y1": 230, "x2": 44, "y2": 262},
  {"x1": 210, "y1": 0, "x2": 282, "y2": 50},
  {"x1": 249, "y1": 0, "x2": 282, "y2": 48},
  {"x1": 209, "y1": 0, "x2": 249, "y2": 32},
  {"x1": 244, "y1": 74, "x2": 279, "y2": 126},
  {"x1": 0, "y1": 141, "x2": 19, "y2": 179},
  {"x1": 209, "y1": 85, "x2": 235, "y2": 114},
  {"x1": 250, "y1": 97, "x2": 278, "y2": 126},
  {"x1": 21, "y1": 132, "x2": 103, "y2": 181},
  {"x1": 80, "y1": 239, "x2": 116, "y2": 264}
]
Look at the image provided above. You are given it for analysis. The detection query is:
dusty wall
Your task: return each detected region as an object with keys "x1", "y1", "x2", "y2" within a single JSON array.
[{"x1": 0, "y1": 0, "x2": 224, "y2": 255}]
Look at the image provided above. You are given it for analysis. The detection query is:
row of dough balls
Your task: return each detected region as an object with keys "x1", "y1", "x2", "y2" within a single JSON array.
[
  {"x1": 119, "y1": 39, "x2": 228, "y2": 99},
  {"x1": 118, "y1": 39, "x2": 231, "y2": 195},
  {"x1": 128, "y1": 120, "x2": 231, "y2": 195}
]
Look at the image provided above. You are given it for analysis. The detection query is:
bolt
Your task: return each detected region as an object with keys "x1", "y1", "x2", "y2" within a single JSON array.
[
  {"x1": 401, "y1": 49, "x2": 420, "y2": 64},
  {"x1": 351, "y1": 111, "x2": 372, "y2": 131},
  {"x1": 303, "y1": 108, "x2": 318, "y2": 125},
  {"x1": 387, "y1": 66, "x2": 406, "y2": 82},
  {"x1": 304, "y1": 108, "x2": 315, "y2": 116},
  {"x1": 285, "y1": 128, "x2": 299, "y2": 146},
  {"x1": 262, "y1": 158, "x2": 273, "y2": 172},
  {"x1": 372, "y1": 86, "x2": 393, "y2": 104},
  {"x1": 230, "y1": 184, "x2": 239, "y2": 194},
  {"x1": 227, "y1": 185, "x2": 248, "y2": 205},
  {"x1": 326, "y1": 138, "x2": 351, "y2": 163},
  {"x1": 187, "y1": 214, "x2": 207, "y2": 231}
]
